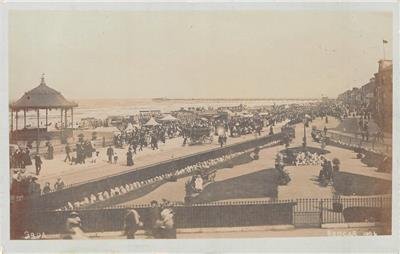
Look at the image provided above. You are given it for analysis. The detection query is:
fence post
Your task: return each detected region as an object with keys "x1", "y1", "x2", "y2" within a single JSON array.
[
  {"x1": 319, "y1": 199, "x2": 323, "y2": 227},
  {"x1": 291, "y1": 201, "x2": 295, "y2": 226}
]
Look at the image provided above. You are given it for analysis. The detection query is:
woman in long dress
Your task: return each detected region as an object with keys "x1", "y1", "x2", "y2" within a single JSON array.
[{"x1": 127, "y1": 149, "x2": 134, "y2": 166}]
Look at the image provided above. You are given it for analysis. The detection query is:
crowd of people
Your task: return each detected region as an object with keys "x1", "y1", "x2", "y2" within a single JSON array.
[
  {"x1": 64, "y1": 140, "x2": 97, "y2": 165},
  {"x1": 113, "y1": 125, "x2": 168, "y2": 151},
  {"x1": 227, "y1": 117, "x2": 263, "y2": 137},
  {"x1": 10, "y1": 145, "x2": 44, "y2": 176},
  {"x1": 11, "y1": 102, "x2": 351, "y2": 201},
  {"x1": 141, "y1": 199, "x2": 176, "y2": 239},
  {"x1": 10, "y1": 147, "x2": 32, "y2": 169},
  {"x1": 336, "y1": 101, "x2": 387, "y2": 144},
  {"x1": 11, "y1": 167, "x2": 65, "y2": 198},
  {"x1": 62, "y1": 199, "x2": 176, "y2": 239},
  {"x1": 113, "y1": 106, "x2": 297, "y2": 150}
]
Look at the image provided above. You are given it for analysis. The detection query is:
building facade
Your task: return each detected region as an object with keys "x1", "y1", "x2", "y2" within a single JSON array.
[
  {"x1": 337, "y1": 59, "x2": 392, "y2": 134},
  {"x1": 360, "y1": 78, "x2": 376, "y2": 112},
  {"x1": 374, "y1": 60, "x2": 393, "y2": 133}
]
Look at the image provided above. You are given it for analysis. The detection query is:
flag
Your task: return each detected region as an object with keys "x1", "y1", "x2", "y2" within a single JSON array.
[{"x1": 383, "y1": 39, "x2": 388, "y2": 43}]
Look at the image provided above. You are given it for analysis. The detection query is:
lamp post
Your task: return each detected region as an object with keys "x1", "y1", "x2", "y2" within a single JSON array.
[{"x1": 303, "y1": 115, "x2": 310, "y2": 147}]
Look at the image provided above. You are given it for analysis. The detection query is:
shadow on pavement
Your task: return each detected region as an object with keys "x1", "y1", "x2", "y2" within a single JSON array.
[{"x1": 192, "y1": 168, "x2": 279, "y2": 203}]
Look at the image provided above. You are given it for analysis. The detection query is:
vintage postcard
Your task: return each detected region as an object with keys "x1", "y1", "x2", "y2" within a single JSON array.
[{"x1": 0, "y1": 1, "x2": 398, "y2": 253}]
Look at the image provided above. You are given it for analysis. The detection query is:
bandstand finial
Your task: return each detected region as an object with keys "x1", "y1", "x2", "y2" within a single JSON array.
[{"x1": 40, "y1": 73, "x2": 46, "y2": 85}]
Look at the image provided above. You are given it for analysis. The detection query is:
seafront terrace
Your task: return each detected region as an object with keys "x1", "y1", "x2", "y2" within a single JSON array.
[
  {"x1": 34, "y1": 117, "x2": 392, "y2": 208},
  {"x1": 12, "y1": 116, "x2": 393, "y2": 239}
]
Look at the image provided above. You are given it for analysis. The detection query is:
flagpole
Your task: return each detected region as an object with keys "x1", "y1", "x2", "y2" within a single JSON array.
[{"x1": 382, "y1": 39, "x2": 386, "y2": 60}]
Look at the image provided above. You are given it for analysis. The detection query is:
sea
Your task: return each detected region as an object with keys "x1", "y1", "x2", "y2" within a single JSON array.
[{"x1": 11, "y1": 98, "x2": 318, "y2": 129}]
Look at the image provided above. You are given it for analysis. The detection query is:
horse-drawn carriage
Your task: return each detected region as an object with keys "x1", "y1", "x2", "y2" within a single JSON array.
[{"x1": 187, "y1": 127, "x2": 213, "y2": 144}]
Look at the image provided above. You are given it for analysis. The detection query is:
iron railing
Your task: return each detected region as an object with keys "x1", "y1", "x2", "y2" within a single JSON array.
[{"x1": 12, "y1": 195, "x2": 391, "y2": 238}]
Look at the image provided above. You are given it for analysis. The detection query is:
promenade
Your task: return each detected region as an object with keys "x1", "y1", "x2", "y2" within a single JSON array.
[
  {"x1": 116, "y1": 116, "x2": 391, "y2": 205},
  {"x1": 21, "y1": 121, "x2": 288, "y2": 187},
  {"x1": 14, "y1": 114, "x2": 391, "y2": 209}
]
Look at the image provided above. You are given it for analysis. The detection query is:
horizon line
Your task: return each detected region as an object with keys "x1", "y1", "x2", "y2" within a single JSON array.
[{"x1": 68, "y1": 97, "x2": 324, "y2": 101}]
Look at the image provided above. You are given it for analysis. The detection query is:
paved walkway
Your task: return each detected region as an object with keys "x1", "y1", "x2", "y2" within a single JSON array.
[
  {"x1": 177, "y1": 226, "x2": 385, "y2": 238},
  {"x1": 278, "y1": 117, "x2": 351, "y2": 199},
  {"x1": 278, "y1": 165, "x2": 334, "y2": 199},
  {"x1": 18, "y1": 121, "x2": 288, "y2": 187},
  {"x1": 44, "y1": 224, "x2": 386, "y2": 239},
  {"x1": 296, "y1": 117, "x2": 391, "y2": 181}
]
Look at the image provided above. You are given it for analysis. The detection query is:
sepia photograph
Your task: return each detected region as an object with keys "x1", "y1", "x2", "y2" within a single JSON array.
[{"x1": 1, "y1": 1, "x2": 398, "y2": 253}]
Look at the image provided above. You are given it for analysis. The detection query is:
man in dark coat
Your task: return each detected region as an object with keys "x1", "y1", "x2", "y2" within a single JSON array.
[
  {"x1": 148, "y1": 200, "x2": 161, "y2": 238},
  {"x1": 106, "y1": 145, "x2": 114, "y2": 163},
  {"x1": 28, "y1": 176, "x2": 41, "y2": 198},
  {"x1": 64, "y1": 143, "x2": 72, "y2": 163},
  {"x1": 34, "y1": 154, "x2": 42, "y2": 175},
  {"x1": 124, "y1": 209, "x2": 142, "y2": 239}
]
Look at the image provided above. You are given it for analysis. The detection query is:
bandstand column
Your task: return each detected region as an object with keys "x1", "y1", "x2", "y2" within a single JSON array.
[
  {"x1": 23, "y1": 110, "x2": 26, "y2": 128},
  {"x1": 15, "y1": 111, "x2": 18, "y2": 130},
  {"x1": 36, "y1": 109, "x2": 40, "y2": 153},
  {"x1": 64, "y1": 108, "x2": 68, "y2": 128},
  {"x1": 71, "y1": 108, "x2": 74, "y2": 129},
  {"x1": 60, "y1": 108, "x2": 63, "y2": 128},
  {"x1": 46, "y1": 109, "x2": 48, "y2": 130}
]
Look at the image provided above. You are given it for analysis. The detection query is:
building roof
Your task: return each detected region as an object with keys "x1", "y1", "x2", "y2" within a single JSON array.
[{"x1": 10, "y1": 75, "x2": 78, "y2": 110}]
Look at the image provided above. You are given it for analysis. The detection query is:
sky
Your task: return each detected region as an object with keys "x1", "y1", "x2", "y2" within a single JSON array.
[{"x1": 8, "y1": 10, "x2": 393, "y2": 100}]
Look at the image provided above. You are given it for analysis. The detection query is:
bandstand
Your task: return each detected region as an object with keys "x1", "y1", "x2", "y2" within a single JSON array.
[{"x1": 9, "y1": 75, "x2": 78, "y2": 152}]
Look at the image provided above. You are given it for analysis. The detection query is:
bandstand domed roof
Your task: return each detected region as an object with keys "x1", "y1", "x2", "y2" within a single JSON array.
[{"x1": 10, "y1": 75, "x2": 78, "y2": 110}]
